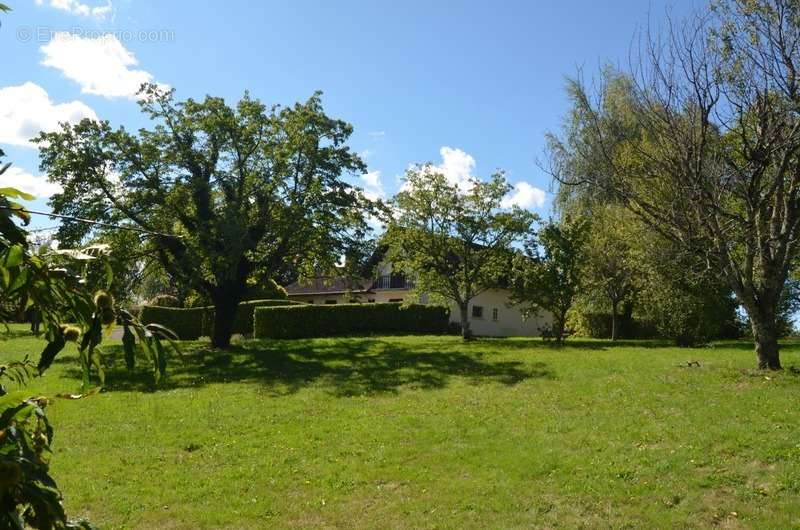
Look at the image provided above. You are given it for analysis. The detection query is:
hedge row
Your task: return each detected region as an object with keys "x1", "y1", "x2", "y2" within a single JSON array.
[
  {"x1": 230, "y1": 299, "x2": 303, "y2": 334},
  {"x1": 139, "y1": 305, "x2": 211, "y2": 340},
  {"x1": 253, "y1": 303, "x2": 450, "y2": 339},
  {"x1": 140, "y1": 299, "x2": 303, "y2": 340}
]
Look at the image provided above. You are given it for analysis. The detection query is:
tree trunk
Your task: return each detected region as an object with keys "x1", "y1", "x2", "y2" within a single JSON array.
[
  {"x1": 750, "y1": 311, "x2": 782, "y2": 370},
  {"x1": 211, "y1": 293, "x2": 238, "y2": 349},
  {"x1": 622, "y1": 301, "x2": 634, "y2": 338},
  {"x1": 610, "y1": 299, "x2": 619, "y2": 341},
  {"x1": 459, "y1": 303, "x2": 472, "y2": 341},
  {"x1": 554, "y1": 311, "x2": 566, "y2": 346}
]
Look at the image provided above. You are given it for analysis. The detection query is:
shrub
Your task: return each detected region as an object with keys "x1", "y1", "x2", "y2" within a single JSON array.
[
  {"x1": 140, "y1": 306, "x2": 211, "y2": 340},
  {"x1": 244, "y1": 278, "x2": 288, "y2": 301},
  {"x1": 231, "y1": 299, "x2": 304, "y2": 335},
  {"x1": 647, "y1": 291, "x2": 741, "y2": 346},
  {"x1": 149, "y1": 294, "x2": 181, "y2": 307},
  {"x1": 140, "y1": 299, "x2": 304, "y2": 339},
  {"x1": 253, "y1": 303, "x2": 450, "y2": 339},
  {"x1": 184, "y1": 291, "x2": 211, "y2": 308},
  {"x1": 569, "y1": 312, "x2": 645, "y2": 339},
  {"x1": 635, "y1": 281, "x2": 742, "y2": 346},
  {"x1": 568, "y1": 312, "x2": 609, "y2": 338}
]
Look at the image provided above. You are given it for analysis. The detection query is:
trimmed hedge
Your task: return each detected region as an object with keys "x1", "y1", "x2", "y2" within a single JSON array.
[
  {"x1": 253, "y1": 303, "x2": 450, "y2": 339},
  {"x1": 149, "y1": 294, "x2": 181, "y2": 307},
  {"x1": 139, "y1": 306, "x2": 211, "y2": 340},
  {"x1": 231, "y1": 299, "x2": 303, "y2": 335},
  {"x1": 140, "y1": 299, "x2": 304, "y2": 340}
]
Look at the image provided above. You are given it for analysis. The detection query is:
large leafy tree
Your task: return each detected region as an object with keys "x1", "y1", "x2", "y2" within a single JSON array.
[
  {"x1": 580, "y1": 206, "x2": 641, "y2": 341},
  {"x1": 384, "y1": 168, "x2": 535, "y2": 340},
  {"x1": 509, "y1": 218, "x2": 586, "y2": 344},
  {"x1": 559, "y1": 195, "x2": 741, "y2": 343},
  {"x1": 557, "y1": 172, "x2": 742, "y2": 344},
  {"x1": 78, "y1": 229, "x2": 154, "y2": 306},
  {"x1": 38, "y1": 85, "x2": 371, "y2": 348},
  {"x1": 549, "y1": 0, "x2": 800, "y2": 369}
]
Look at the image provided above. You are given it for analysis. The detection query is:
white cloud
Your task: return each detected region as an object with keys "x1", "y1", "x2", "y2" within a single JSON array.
[
  {"x1": 41, "y1": 32, "x2": 165, "y2": 99},
  {"x1": 0, "y1": 82, "x2": 97, "y2": 147},
  {"x1": 360, "y1": 170, "x2": 385, "y2": 201},
  {"x1": 90, "y1": 1, "x2": 113, "y2": 18},
  {"x1": 358, "y1": 170, "x2": 386, "y2": 231},
  {"x1": 501, "y1": 181, "x2": 547, "y2": 209},
  {"x1": 36, "y1": 0, "x2": 113, "y2": 19},
  {"x1": 404, "y1": 146, "x2": 546, "y2": 209},
  {"x1": 0, "y1": 166, "x2": 63, "y2": 198},
  {"x1": 435, "y1": 146, "x2": 476, "y2": 189},
  {"x1": 362, "y1": 170, "x2": 381, "y2": 190},
  {"x1": 368, "y1": 131, "x2": 386, "y2": 139},
  {"x1": 413, "y1": 146, "x2": 476, "y2": 191}
]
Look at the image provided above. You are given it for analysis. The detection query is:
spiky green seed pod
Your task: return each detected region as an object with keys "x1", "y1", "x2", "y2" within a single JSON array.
[
  {"x1": 60, "y1": 325, "x2": 81, "y2": 342},
  {"x1": 93, "y1": 290, "x2": 115, "y2": 310},
  {"x1": 100, "y1": 307, "x2": 116, "y2": 326}
]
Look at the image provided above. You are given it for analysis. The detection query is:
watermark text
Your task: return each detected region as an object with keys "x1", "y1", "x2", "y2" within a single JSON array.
[{"x1": 15, "y1": 25, "x2": 175, "y2": 44}]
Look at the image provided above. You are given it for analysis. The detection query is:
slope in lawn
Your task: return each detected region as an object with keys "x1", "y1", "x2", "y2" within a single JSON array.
[{"x1": 4, "y1": 328, "x2": 800, "y2": 529}]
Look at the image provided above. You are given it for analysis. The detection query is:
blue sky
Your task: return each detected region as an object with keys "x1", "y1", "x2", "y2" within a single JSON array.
[{"x1": 2, "y1": 0, "x2": 699, "y2": 230}]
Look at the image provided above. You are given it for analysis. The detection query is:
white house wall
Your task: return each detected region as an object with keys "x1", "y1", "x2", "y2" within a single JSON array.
[
  {"x1": 463, "y1": 289, "x2": 551, "y2": 337},
  {"x1": 287, "y1": 288, "x2": 552, "y2": 337}
]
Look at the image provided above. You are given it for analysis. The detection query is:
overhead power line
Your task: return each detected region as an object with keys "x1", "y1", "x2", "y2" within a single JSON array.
[
  {"x1": 0, "y1": 206, "x2": 182, "y2": 239},
  {"x1": 27, "y1": 225, "x2": 60, "y2": 233}
]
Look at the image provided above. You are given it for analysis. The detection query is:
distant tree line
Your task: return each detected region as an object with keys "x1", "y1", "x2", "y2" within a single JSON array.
[
  {"x1": 546, "y1": 0, "x2": 800, "y2": 369},
  {"x1": 31, "y1": 0, "x2": 800, "y2": 370}
]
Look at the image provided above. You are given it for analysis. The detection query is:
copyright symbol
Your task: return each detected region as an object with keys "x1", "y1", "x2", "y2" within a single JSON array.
[{"x1": 17, "y1": 26, "x2": 32, "y2": 43}]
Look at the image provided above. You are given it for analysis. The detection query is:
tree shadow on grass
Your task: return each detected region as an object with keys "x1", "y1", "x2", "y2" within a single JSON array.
[
  {"x1": 0, "y1": 329, "x2": 36, "y2": 341},
  {"x1": 498, "y1": 338, "x2": 800, "y2": 352},
  {"x1": 484, "y1": 338, "x2": 679, "y2": 351},
  {"x1": 57, "y1": 337, "x2": 554, "y2": 396},
  {"x1": 711, "y1": 340, "x2": 800, "y2": 352}
]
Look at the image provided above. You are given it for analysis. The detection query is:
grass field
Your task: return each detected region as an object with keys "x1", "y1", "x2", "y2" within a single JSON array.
[{"x1": 3, "y1": 326, "x2": 800, "y2": 529}]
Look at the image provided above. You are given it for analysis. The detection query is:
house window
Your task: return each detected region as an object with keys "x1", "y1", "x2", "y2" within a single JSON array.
[
  {"x1": 492, "y1": 308, "x2": 499, "y2": 321},
  {"x1": 472, "y1": 305, "x2": 484, "y2": 319},
  {"x1": 389, "y1": 298, "x2": 403, "y2": 303},
  {"x1": 325, "y1": 300, "x2": 337, "y2": 305},
  {"x1": 368, "y1": 299, "x2": 376, "y2": 303}
]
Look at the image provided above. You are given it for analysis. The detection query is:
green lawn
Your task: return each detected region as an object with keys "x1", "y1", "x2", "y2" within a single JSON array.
[{"x1": 3, "y1": 326, "x2": 800, "y2": 529}]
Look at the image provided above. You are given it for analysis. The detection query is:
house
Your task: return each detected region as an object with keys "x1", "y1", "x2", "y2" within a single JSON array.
[{"x1": 284, "y1": 263, "x2": 553, "y2": 337}]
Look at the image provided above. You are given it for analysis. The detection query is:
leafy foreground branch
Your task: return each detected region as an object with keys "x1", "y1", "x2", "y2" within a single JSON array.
[
  {"x1": 0, "y1": 360, "x2": 95, "y2": 530},
  {"x1": 0, "y1": 154, "x2": 180, "y2": 528},
  {"x1": 1, "y1": 177, "x2": 178, "y2": 390}
]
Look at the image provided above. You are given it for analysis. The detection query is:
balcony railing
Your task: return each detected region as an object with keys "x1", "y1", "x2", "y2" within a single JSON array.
[{"x1": 373, "y1": 274, "x2": 414, "y2": 290}]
